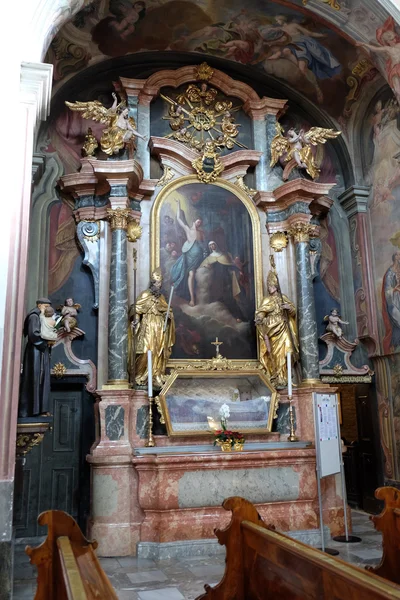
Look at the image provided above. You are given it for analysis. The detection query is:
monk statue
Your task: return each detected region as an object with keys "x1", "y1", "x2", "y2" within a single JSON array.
[
  {"x1": 19, "y1": 297, "x2": 53, "y2": 417},
  {"x1": 128, "y1": 268, "x2": 175, "y2": 389},
  {"x1": 255, "y1": 270, "x2": 299, "y2": 388}
]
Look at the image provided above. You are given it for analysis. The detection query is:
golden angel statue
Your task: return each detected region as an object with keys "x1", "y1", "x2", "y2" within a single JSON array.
[
  {"x1": 128, "y1": 268, "x2": 175, "y2": 389},
  {"x1": 255, "y1": 270, "x2": 299, "y2": 388},
  {"x1": 270, "y1": 123, "x2": 341, "y2": 180},
  {"x1": 66, "y1": 92, "x2": 147, "y2": 156}
]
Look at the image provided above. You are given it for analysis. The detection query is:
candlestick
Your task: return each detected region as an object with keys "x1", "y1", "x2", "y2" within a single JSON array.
[
  {"x1": 145, "y1": 396, "x2": 156, "y2": 447},
  {"x1": 147, "y1": 350, "x2": 153, "y2": 397},
  {"x1": 287, "y1": 352, "x2": 292, "y2": 397},
  {"x1": 164, "y1": 285, "x2": 174, "y2": 332},
  {"x1": 287, "y1": 396, "x2": 298, "y2": 443}
]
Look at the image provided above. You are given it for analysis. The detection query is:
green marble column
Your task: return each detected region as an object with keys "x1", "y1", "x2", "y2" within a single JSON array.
[
  {"x1": 290, "y1": 223, "x2": 320, "y2": 382},
  {"x1": 106, "y1": 207, "x2": 130, "y2": 384}
]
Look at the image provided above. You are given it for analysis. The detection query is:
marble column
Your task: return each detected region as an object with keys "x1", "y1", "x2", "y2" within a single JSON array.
[
  {"x1": 290, "y1": 223, "x2": 320, "y2": 382},
  {"x1": 106, "y1": 206, "x2": 131, "y2": 386},
  {"x1": 252, "y1": 112, "x2": 284, "y2": 192}
]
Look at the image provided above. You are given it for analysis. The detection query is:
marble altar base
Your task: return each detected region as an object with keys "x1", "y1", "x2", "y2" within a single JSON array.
[{"x1": 87, "y1": 387, "x2": 348, "y2": 557}]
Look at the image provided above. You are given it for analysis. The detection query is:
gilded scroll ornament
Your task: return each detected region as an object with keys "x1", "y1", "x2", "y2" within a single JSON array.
[
  {"x1": 270, "y1": 123, "x2": 341, "y2": 180},
  {"x1": 234, "y1": 176, "x2": 257, "y2": 200},
  {"x1": 270, "y1": 231, "x2": 288, "y2": 252},
  {"x1": 127, "y1": 220, "x2": 142, "y2": 243},
  {"x1": 66, "y1": 93, "x2": 146, "y2": 156},
  {"x1": 16, "y1": 433, "x2": 45, "y2": 457},
  {"x1": 157, "y1": 165, "x2": 175, "y2": 188},
  {"x1": 302, "y1": 0, "x2": 341, "y2": 8},
  {"x1": 192, "y1": 141, "x2": 224, "y2": 183},
  {"x1": 288, "y1": 223, "x2": 318, "y2": 243},
  {"x1": 107, "y1": 208, "x2": 131, "y2": 231},
  {"x1": 195, "y1": 62, "x2": 214, "y2": 81}
]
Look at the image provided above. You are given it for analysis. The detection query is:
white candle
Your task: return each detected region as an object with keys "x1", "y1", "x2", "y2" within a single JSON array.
[
  {"x1": 287, "y1": 352, "x2": 292, "y2": 398},
  {"x1": 147, "y1": 350, "x2": 153, "y2": 397},
  {"x1": 164, "y1": 285, "x2": 174, "y2": 332}
]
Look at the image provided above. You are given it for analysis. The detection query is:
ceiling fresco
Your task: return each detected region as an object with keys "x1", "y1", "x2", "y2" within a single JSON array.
[{"x1": 46, "y1": 0, "x2": 400, "y2": 119}]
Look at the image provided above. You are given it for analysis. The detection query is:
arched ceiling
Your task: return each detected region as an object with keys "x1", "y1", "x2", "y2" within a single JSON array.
[{"x1": 45, "y1": 0, "x2": 400, "y2": 112}]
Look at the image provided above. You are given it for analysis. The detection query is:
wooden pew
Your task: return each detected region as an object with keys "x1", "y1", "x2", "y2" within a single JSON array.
[
  {"x1": 367, "y1": 486, "x2": 400, "y2": 584},
  {"x1": 196, "y1": 496, "x2": 400, "y2": 600},
  {"x1": 26, "y1": 510, "x2": 118, "y2": 600}
]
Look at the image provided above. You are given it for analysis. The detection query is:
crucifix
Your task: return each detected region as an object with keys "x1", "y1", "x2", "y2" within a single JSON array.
[{"x1": 211, "y1": 337, "x2": 223, "y2": 357}]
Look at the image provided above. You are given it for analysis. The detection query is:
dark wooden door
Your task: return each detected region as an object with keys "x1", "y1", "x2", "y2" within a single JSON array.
[
  {"x1": 14, "y1": 378, "x2": 93, "y2": 537},
  {"x1": 355, "y1": 383, "x2": 384, "y2": 514}
]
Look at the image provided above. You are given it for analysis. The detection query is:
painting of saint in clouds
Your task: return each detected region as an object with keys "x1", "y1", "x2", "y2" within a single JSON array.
[{"x1": 157, "y1": 182, "x2": 259, "y2": 360}]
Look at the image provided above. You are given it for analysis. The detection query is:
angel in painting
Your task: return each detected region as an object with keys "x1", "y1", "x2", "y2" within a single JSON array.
[
  {"x1": 270, "y1": 123, "x2": 341, "y2": 180},
  {"x1": 356, "y1": 17, "x2": 400, "y2": 100},
  {"x1": 260, "y1": 15, "x2": 341, "y2": 104},
  {"x1": 66, "y1": 92, "x2": 146, "y2": 156}
]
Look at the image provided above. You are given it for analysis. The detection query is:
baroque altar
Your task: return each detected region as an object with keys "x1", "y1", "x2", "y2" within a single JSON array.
[{"x1": 58, "y1": 63, "x2": 347, "y2": 557}]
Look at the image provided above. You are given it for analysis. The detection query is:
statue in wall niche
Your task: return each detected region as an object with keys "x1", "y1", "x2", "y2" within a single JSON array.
[
  {"x1": 255, "y1": 270, "x2": 299, "y2": 388},
  {"x1": 324, "y1": 308, "x2": 349, "y2": 339},
  {"x1": 128, "y1": 268, "x2": 175, "y2": 389},
  {"x1": 270, "y1": 123, "x2": 341, "y2": 180},
  {"x1": 19, "y1": 298, "x2": 52, "y2": 417},
  {"x1": 66, "y1": 92, "x2": 147, "y2": 156}
]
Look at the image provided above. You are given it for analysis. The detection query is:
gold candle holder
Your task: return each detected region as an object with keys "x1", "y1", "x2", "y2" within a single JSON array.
[
  {"x1": 287, "y1": 396, "x2": 298, "y2": 443},
  {"x1": 145, "y1": 396, "x2": 156, "y2": 447}
]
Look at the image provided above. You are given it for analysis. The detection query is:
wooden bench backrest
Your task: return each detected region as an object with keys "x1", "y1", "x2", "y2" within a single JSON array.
[
  {"x1": 26, "y1": 510, "x2": 118, "y2": 600},
  {"x1": 196, "y1": 496, "x2": 400, "y2": 600}
]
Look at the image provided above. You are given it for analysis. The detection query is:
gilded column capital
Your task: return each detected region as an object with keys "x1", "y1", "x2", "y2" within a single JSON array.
[
  {"x1": 288, "y1": 222, "x2": 319, "y2": 243},
  {"x1": 107, "y1": 208, "x2": 131, "y2": 231}
]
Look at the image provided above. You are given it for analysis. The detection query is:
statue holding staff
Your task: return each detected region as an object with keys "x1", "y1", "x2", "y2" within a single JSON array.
[
  {"x1": 128, "y1": 268, "x2": 175, "y2": 389},
  {"x1": 255, "y1": 266, "x2": 299, "y2": 388}
]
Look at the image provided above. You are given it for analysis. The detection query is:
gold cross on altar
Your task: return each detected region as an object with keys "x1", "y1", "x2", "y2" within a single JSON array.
[{"x1": 211, "y1": 337, "x2": 223, "y2": 357}]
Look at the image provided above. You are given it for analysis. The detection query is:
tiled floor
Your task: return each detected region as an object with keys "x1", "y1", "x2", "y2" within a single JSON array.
[{"x1": 12, "y1": 510, "x2": 383, "y2": 599}]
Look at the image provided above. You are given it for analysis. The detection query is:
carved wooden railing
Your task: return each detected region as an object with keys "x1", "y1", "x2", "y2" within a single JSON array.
[
  {"x1": 26, "y1": 510, "x2": 118, "y2": 600},
  {"x1": 196, "y1": 496, "x2": 400, "y2": 600}
]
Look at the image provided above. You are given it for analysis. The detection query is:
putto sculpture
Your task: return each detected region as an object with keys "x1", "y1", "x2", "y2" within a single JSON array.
[
  {"x1": 66, "y1": 92, "x2": 146, "y2": 156},
  {"x1": 270, "y1": 123, "x2": 341, "y2": 180}
]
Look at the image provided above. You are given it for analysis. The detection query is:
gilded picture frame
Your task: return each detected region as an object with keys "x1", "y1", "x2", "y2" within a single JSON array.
[
  {"x1": 150, "y1": 174, "x2": 263, "y2": 366},
  {"x1": 156, "y1": 367, "x2": 279, "y2": 437}
]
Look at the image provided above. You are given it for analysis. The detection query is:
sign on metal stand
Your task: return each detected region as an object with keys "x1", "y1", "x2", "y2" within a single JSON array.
[{"x1": 313, "y1": 392, "x2": 361, "y2": 555}]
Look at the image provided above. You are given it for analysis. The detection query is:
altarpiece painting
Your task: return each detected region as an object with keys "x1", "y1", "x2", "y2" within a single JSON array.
[{"x1": 151, "y1": 177, "x2": 262, "y2": 362}]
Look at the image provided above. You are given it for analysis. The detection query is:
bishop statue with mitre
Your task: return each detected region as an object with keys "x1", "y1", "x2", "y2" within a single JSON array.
[{"x1": 128, "y1": 268, "x2": 175, "y2": 389}]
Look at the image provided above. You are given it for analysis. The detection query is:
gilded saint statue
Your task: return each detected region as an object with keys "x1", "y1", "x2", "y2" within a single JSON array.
[
  {"x1": 128, "y1": 268, "x2": 175, "y2": 389},
  {"x1": 255, "y1": 270, "x2": 299, "y2": 388}
]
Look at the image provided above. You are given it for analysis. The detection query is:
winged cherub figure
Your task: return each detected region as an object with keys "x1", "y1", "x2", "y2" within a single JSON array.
[
  {"x1": 65, "y1": 92, "x2": 147, "y2": 156},
  {"x1": 270, "y1": 123, "x2": 341, "y2": 180}
]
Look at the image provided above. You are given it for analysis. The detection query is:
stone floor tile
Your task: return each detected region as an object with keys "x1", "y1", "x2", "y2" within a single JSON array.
[
  {"x1": 12, "y1": 582, "x2": 36, "y2": 598},
  {"x1": 127, "y1": 569, "x2": 169, "y2": 585},
  {"x1": 347, "y1": 548, "x2": 383, "y2": 561},
  {"x1": 118, "y1": 557, "x2": 156, "y2": 568},
  {"x1": 187, "y1": 564, "x2": 225, "y2": 579},
  {"x1": 138, "y1": 587, "x2": 185, "y2": 600},
  {"x1": 117, "y1": 591, "x2": 139, "y2": 600},
  {"x1": 99, "y1": 557, "x2": 123, "y2": 570}
]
